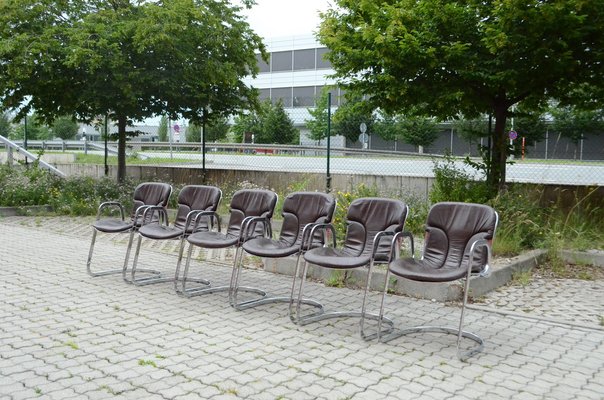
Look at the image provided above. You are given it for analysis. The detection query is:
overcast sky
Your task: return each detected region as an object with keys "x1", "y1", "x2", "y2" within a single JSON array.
[{"x1": 240, "y1": 0, "x2": 333, "y2": 38}]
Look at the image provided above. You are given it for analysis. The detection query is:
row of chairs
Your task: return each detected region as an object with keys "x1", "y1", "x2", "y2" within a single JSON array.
[{"x1": 86, "y1": 182, "x2": 498, "y2": 360}]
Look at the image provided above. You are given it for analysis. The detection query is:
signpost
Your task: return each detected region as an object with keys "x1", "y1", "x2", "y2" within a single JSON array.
[{"x1": 359, "y1": 123, "x2": 368, "y2": 149}]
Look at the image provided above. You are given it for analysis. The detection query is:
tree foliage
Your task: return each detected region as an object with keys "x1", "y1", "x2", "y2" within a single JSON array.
[
  {"x1": 0, "y1": 112, "x2": 11, "y2": 138},
  {"x1": 550, "y1": 105, "x2": 604, "y2": 145},
  {"x1": 305, "y1": 88, "x2": 335, "y2": 144},
  {"x1": 186, "y1": 117, "x2": 230, "y2": 143},
  {"x1": 232, "y1": 100, "x2": 299, "y2": 144},
  {"x1": 319, "y1": 0, "x2": 604, "y2": 195},
  {"x1": 397, "y1": 116, "x2": 440, "y2": 151},
  {"x1": 9, "y1": 113, "x2": 51, "y2": 141},
  {"x1": 0, "y1": 0, "x2": 265, "y2": 181},
  {"x1": 52, "y1": 116, "x2": 79, "y2": 140},
  {"x1": 157, "y1": 116, "x2": 168, "y2": 142},
  {"x1": 332, "y1": 95, "x2": 375, "y2": 143}
]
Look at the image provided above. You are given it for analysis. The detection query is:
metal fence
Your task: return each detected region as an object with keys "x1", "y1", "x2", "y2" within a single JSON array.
[{"x1": 3, "y1": 136, "x2": 603, "y2": 189}]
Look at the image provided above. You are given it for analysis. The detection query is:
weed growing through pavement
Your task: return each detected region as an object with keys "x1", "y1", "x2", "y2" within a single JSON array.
[{"x1": 138, "y1": 359, "x2": 157, "y2": 367}]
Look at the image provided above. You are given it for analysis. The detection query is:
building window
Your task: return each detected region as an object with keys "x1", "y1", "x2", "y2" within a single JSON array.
[
  {"x1": 271, "y1": 51, "x2": 293, "y2": 72},
  {"x1": 271, "y1": 87, "x2": 293, "y2": 107},
  {"x1": 316, "y1": 47, "x2": 332, "y2": 69},
  {"x1": 293, "y1": 86, "x2": 316, "y2": 107},
  {"x1": 258, "y1": 88, "x2": 270, "y2": 101},
  {"x1": 256, "y1": 53, "x2": 270, "y2": 73},
  {"x1": 294, "y1": 49, "x2": 316, "y2": 71},
  {"x1": 315, "y1": 86, "x2": 339, "y2": 106}
]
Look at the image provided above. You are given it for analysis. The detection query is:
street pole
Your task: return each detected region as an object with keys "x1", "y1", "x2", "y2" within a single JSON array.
[
  {"x1": 326, "y1": 92, "x2": 332, "y2": 193},
  {"x1": 202, "y1": 108, "x2": 207, "y2": 183},
  {"x1": 104, "y1": 115, "x2": 109, "y2": 176}
]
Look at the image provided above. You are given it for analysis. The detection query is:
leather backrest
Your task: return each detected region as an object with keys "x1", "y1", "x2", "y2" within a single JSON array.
[
  {"x1": 422, "y1": 202, "x2": 497, "y2": 271},
  {"x1": 279, "y1": 192, "x2": 336, "y2": 246},
  {"x1": 343, "y1": 198, "x2": 408, "y2": 258},
  {"x1": 131, "y1": 182, "x2": 172, "y2": 217},
  {"x1": 226, "y1": 189, "x2": 278, "y2": 237},
  {"x1": 173, "y1": 185, "x2": 222, "y2": 230}
]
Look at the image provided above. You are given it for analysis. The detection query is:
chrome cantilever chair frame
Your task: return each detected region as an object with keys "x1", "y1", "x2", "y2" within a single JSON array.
[
  {"x1": 230, "y1": 220, "x2": 325, "y2": 311},
  {"x1": 230, "y1": 192, "x2": 336, "y2": 311},
  {"x1": 128, "y1": 207, "x2": 218, "y2": 286},
  {"x1": 175, "y1": 189, "x2": 277, "y2": 298},
  {"x1": 86, "y1": 182, "x2": 172, "y2": 278},
  {"x1": 176, "y1": 214, "x2": 271, "y2": 298},
  {"x1": 173, "y1": 211, "x2": 224, "y2": 296},
  {"x1": 289, "y1": 198, "x2": 408, "y2": 328},
  {"x1": 372, "y1": 208, "x2": 499, "y2": 361}
]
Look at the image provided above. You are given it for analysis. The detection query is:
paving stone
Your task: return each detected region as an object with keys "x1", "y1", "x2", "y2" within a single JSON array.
[{"x1": 1, "y1": 217, "x2": 604, "y2": 400}]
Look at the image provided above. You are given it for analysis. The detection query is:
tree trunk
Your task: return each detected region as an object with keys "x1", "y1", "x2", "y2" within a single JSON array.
[
  {"x1": 117, "y1": 115, "x2": 127, "y2": 183},
  {"x1": 489, "y1": 104, "x2": 509, "y2": 195}
]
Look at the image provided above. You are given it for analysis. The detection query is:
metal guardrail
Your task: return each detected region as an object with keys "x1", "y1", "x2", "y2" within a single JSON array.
[
  {"x1": 2, "y1": 139, "x2": 444, "y2": 160},
  {"x1": 0, "y1": 136, "x2": 66, "y2": 177}
]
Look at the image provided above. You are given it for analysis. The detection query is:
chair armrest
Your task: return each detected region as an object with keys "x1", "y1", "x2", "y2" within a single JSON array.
[
  {"x1": 240, "y1": 216, "x2": 272, "y2": 242},
  {"x1": 390, "y1": 231, "x2": 415, "y2": 260},
  {"x1": 371, "y1": 230, "x2": 398, "y2": 262},
  {"x1": 96, "y1": 201, "x2": 125, "y2": 221},
  {"x1": 187, "y1": 210, "x2": 221, "y2": 233},
  {"x1": 466, "y1": 238, "x2": 492, "y2": 277},
  {"x1": 302, "y1": 223, "x2": 337, "y2": 251},
  {"x1": 141, "y1": 205, "x2": 169, "y2": 227}
]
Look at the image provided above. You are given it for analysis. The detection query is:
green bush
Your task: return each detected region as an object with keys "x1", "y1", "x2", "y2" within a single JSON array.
[
  {"x1": 430, "y1": 153, "x2": 491, "y2": 204},
  {"x1": 0, "y1": 164, "x2": 62, "y2": 206}
]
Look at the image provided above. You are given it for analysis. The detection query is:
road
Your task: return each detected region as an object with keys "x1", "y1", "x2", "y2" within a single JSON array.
[{"x1": 141, "y1": 152, "x2": 604, "y2": 186}]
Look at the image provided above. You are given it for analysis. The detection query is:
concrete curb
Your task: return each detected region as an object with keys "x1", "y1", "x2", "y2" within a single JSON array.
[{"x1": 0, "y1": 205, "x2": 53, "y2": 217}]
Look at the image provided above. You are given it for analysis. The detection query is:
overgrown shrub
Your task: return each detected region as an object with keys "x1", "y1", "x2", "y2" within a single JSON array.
[
  {"x1": 0, "y1": 164, "x2": 62, "y2": 206},
  {"x1": 430, "y1": 153, "x2": 491, "y2": 204}
]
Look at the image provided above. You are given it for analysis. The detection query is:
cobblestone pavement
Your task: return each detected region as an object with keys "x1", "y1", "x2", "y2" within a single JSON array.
[{"x1": 1, "y1": 216, "x2": 603, "y2": 400}]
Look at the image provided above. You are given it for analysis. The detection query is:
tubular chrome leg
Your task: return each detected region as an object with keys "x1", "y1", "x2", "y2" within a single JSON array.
[
  {"x1": 290, "y1": 262, "x2": 388, "y2": 327},
  {"x1": 230, "y1": 251, "x2": 324, "y2": 311},
  {"x1": 86, "y1": 228, "x2": 127, "y2": 277},
  {"x1": 378, "y1": 271, "x2": 484, "y2": 361},
  {"x1": 361, "y1": 267, "x2": 394, "y2": 341},
  {"x1": 177, "y1": 243, "x2": 221, "y2": 298},
  {"x1": 127, "y1": 234, "x2": 144, "y2": 283},
  {"x1": 174, "y1": 237, "x2": 188, "y2": 293},
  {"x1": 121, "y1": 229, "x2": 136, "y2": 280}
]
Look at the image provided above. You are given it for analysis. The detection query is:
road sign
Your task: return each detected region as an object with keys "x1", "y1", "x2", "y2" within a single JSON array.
[
  {"x1": 509, "y1": 130, "x2": 518, "y2": 140},
  {"x1": 358, "y1": 133, "x2": 369, "y2": 144},
  {"x1": 173, "y1": 124, "x2": 180, "y2": 133},
  {"x1": 359, "y1": 122, "x2": 367, "y2": 134}
]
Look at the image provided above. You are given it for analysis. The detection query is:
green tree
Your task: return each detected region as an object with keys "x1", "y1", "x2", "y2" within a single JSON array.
[
  {"x1": 0, "y1": 0, "x2": 264, "y2": 182},
  {"x1": 232, "y1": 100, "x2": 298, "y2": 144},
  {"x1": 398, "y1": 116, "x2": 440, "y2": 153},
  {"x1": 262, "y1": 100, "x2": 298, "y2": 144},
  {"x1": 550, "y1": 104, "x2": 604, "y2": 159},
  {"x1": 0, "y1": 112, "x2": 11, "y2": 138},
  {"x1": 204, "y1": 117, "x2": 230, "y2": 143},
  {"x1": 319, "y1": 0, "x2": 604, "y2": 195},
  {"x1": 10, "y1": 113, "x2": 51, "y2": 141},
  {"x1": 185, "y1": 122, "x2": 200, "y2": 143},
  {"x1": 373, "y1": 113, "x2": 399, "y2": 142},
  {"x1": 157, "y1": 116, "x2": 168, "y2": 142},
  {"x1": 306, "y1": 89, "x2": 332, "y2": 144},
  {"x1": 332, "y1": 95, "x2": 375, "y2": 143},
  {"x1": 52, "y1": 116, "x2": 79, "y2": 140}
]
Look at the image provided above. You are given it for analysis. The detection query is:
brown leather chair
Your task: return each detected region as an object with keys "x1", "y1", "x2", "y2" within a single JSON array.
[
  {"x1": 176, "y1": 188, "x2": 278, "y2": 298},
  {"x1": 231, "y1": 192, "x2": 336, "y2": 310},
  {"x1": 86, "y1": 182, "x2": 172, "y2": 278},
  {"x1": 127, "y1": 185, "x2": 222, "y2": 285},
  {"x1": 370, "y1": 202, "x2": 498, "y2": 361},
  {"x1": 290, "y1": 197, "x2": 408, "y2": 329}
]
